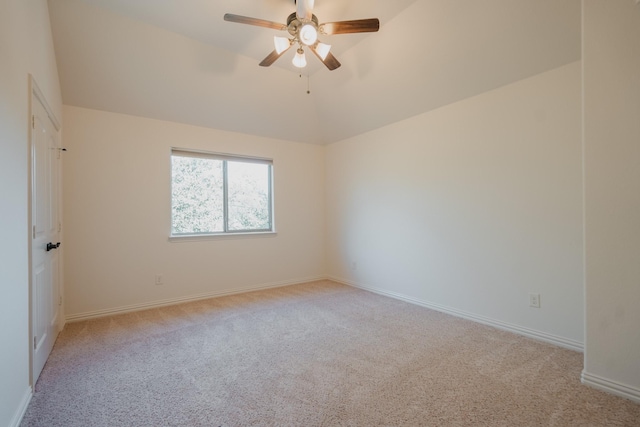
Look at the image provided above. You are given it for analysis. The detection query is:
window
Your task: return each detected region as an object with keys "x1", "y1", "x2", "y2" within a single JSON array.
[{"x1": 171, "y1": 149, "x2": 273, "y2": 237}]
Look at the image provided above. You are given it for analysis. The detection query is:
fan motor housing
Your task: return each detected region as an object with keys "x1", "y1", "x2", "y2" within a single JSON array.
[{"x1": 287, "y1": 12, "x2": 319, "y2": 37}]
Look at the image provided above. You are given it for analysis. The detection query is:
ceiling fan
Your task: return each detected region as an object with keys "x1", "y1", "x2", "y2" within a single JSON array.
[{"x1": 224, "y1": 0, "x2": 380, "y2": 71}]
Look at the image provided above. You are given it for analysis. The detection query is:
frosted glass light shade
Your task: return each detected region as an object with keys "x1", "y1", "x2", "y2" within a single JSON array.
[
  {"x1": 315, "y1": 42, "x2": 331, "y2": 60},
  {"x1": 299, "y1": 24, "x2": 318, "y2": 46},
  {"x1": 292, "y1": 48, "x2": 307, "y2": 68},
  {"x1": 274, "y1": 36, "x2": 290, "y2": 54}
]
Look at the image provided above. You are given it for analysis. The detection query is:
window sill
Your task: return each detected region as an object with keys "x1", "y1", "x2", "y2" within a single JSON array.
[{"x1": 168, "y1": 231, "x2": 277, "y2": 243}]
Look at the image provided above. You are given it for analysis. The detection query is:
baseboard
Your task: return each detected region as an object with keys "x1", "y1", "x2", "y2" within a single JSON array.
[
  {"x1": 8, "y1": 386, "x2": 32, "y2": 427},
  {"x1": 581, "y1": 371, "x2": 640, "y2": 403},
  {"x1": 330, "y1": 276, "x2": 584, "y2": 352},
  {"x1": 66, "y1": 276, "x2": 327, "y2": 322}
]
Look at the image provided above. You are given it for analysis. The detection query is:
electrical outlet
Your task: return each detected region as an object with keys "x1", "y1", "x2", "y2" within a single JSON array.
[
  {"x1": 155, "y1": 274, "x2": 163, "y2": 285},
  {"x1": 529, "y1": 293, "x2": 540, "y2": 308}
]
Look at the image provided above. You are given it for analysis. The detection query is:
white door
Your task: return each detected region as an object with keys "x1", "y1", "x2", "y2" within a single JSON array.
[{"x1": 31, "y1": 90, "x2": 61, "y2": 383}]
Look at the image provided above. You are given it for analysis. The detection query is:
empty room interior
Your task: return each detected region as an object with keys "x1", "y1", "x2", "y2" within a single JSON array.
[{"x1": 2, "y1": 0, "x2": 640, "y2": 426}]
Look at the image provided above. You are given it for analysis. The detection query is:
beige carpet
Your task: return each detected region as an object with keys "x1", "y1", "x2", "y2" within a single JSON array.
[{"x1": 21, "y1": 280, "x2": 640, "y2": 426}]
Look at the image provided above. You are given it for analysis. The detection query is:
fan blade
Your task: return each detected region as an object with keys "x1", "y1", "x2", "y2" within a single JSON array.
[
  {"x1": 296, "y1": 0, "x2": 314, "y2": 21},
  {"x1": 320, "y1": 18, "x2": 380, "y2": 35},
  {"x1": 310, "y1": 46, "x2": 341, "y2": 71},
  {"x1": 259, "y1": 47, "x2": 291, "y2": 67},
  {"x1": 223, "y1": 14, "x2": 287, "y2": 31}
]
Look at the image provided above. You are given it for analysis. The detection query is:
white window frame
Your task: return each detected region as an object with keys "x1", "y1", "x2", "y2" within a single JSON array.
[{"x1": 169, "y1": 148, "x2": 275, "y2": 241}]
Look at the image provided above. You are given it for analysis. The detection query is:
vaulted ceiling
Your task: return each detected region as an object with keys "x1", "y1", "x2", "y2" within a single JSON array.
[{"x1": 48, "y1": 0, "x2": 581, "y2": 145}]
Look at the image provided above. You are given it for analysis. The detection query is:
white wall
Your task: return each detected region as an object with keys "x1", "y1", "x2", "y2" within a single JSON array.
[
  {"x1": 326, "y1": 62, "x2": 584, "y2": 349},
  {"x1": 0, "y1": 1, "x2": 62, "y2": 426},
  {"x1": 62, "y1": 106, "x2": 325, "y2": 318},
  {"x1": 582, "y1": 0, "x2": 640, "y2": 401}
]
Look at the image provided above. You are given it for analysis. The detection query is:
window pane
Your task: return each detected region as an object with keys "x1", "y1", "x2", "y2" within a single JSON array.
[
  {"x1": 171, "y1": 156, "x2": 224, "y2": 234},
  {"x1": 227, "y1": 161, "x2": 271, "y2": 231}
]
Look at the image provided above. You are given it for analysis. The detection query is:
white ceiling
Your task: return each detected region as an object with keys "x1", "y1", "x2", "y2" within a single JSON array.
[{"x1": 48, "y1": 0, "x2": 581, "y2": 145}]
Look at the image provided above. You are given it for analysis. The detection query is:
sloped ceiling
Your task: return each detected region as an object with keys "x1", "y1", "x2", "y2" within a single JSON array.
[{"x1": 48, "y1": 0, "x2": 581, "y2": 145}]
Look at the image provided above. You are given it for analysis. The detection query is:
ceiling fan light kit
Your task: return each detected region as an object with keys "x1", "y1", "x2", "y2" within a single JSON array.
[
  {"x1": 299, "y1": 24, "x2": 318, "y2": 46},
  {"x1": 274, "y1": 36, "x2": 292, "y2": 55},
  {"x1": 292, "y1": 48, "x2": 307, "y2": 68},
  {"x1": 224, "y1": 0, "x2": 379, "y2": 71},
  {"x1": 314, "y1": 42, "x2": 331, "y2": 61}
]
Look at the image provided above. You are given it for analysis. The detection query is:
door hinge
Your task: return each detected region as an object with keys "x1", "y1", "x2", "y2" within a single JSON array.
[
  {"x1": 58, "y1": 222, "x2": 62, "y2": 232},
  {"x1": 33, "y1": 225, "x2": 36, "y2": 239},
  {"x1": 59, "y1": 295, "x2": 62, "y2": 306},
  {"x1": 33, "y1": 336, "x2": 37, "y2": 350},
  {"x1": 32, "y1": 115, "x2": 35, "y2": 129}
]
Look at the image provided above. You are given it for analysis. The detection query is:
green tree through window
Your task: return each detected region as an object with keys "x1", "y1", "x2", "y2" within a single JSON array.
[{"x1": 171, "y1": 150, "x2": 273, "y2": 235}]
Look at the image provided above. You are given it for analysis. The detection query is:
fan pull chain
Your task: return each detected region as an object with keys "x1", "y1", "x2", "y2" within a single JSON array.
[{"x1": 299, "y1": 73, "x2": 311, "y2": 94}]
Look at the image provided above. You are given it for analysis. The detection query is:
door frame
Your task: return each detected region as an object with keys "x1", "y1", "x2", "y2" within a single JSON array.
[{"x1": 28, "y1": 75, "x2": 63, "y2": 387}]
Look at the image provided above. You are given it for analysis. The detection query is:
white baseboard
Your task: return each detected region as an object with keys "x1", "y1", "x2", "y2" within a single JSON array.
[
  {"x1": 9, "y1": 386, "x2": 32, "y2": 427},
  {"x1": 65, "y1": 276, "x2": 327, "y2": 322},
  {"x1": 330, "y1": 276, "x2": 584, "y2": 352},
  {"x1": 581, "y1": 371, "x2": 640, "y2": 403}
]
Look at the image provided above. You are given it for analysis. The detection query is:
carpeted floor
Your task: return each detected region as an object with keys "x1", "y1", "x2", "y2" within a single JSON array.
[{"x1": 21, "y1": 280, "x2": 640, "y2": 426}]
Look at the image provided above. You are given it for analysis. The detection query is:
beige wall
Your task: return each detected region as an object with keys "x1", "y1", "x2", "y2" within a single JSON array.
[
  {"x1": 0, "y1": 1, "x2": 62, "y2": 426},
  {"x1": 326, "y1": 62, "x2": 584, "y2": 349},
  {"x1": 5, "y1": 4, "x2": 640, "y2": 425},
  {"x1": 582, "y1": 0, "x2": 640, "y2": 401},
  {"x1": 62, "y1": 106, "x2": 326, "y2": 318}
]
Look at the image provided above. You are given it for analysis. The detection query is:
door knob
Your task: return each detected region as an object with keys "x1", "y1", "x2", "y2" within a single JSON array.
[{"x1": 46, "y1": 242, "x2": 61, "y2": 252}]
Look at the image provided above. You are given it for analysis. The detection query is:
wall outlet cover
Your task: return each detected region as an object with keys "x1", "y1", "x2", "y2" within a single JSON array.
[{"x1": 529, "y1": 293, "x2": 541, "y2": 308}]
